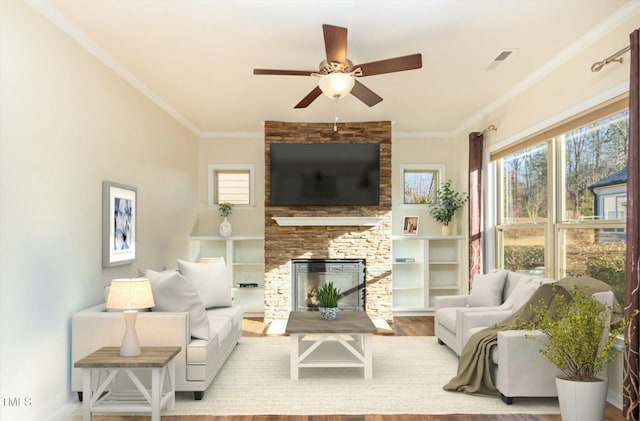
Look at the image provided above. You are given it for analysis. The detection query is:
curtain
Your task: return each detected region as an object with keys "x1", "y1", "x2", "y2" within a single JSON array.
[
  {"x1": 468, "y1": 132, "x2": 484, "y2": 288},
  {"x1": 624, "y1": 29, "x2": 640, "y2": 421}
]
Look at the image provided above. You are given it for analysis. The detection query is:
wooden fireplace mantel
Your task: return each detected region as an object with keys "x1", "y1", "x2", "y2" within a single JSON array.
[{"x1": 271, "y1": 217, "x2": 383, "y2": 227}]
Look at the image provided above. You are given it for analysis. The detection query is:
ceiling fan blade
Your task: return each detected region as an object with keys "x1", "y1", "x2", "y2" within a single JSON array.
[
  {"x1": 294, "y1": 86, "x2": 323, "y2": 108},
  {"x1": 254, "y1": 69, "x2": 315, "y2": 76},
  {"x1": 350, "y1": 80, "x2": 383, "y2": 107},
  {"x1": 353, "y1": 53, "x2": 422, "y2": 76},
  {"x1": 323, "y1": 24, "x2": 348, "y2": 64}
]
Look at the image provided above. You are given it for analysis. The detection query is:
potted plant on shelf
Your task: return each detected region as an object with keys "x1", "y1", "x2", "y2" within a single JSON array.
[
  {"x1": 218, "y1": 202, "x2": 233, "y2": 237},
  {"x1": 522, "y1": 286, "x2": 628, "y2": 421},
  {"x1": 428, "y1": 179, "x2": 468, "y2": 235},
  {"x1": 316, "y1": 281, "x2": 342, "y2": 320}
]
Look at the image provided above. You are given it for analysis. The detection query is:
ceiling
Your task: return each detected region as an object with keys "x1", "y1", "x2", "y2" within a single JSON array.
[{"x1": 31, "y1": 0, "x2": 637, "y2": 137}]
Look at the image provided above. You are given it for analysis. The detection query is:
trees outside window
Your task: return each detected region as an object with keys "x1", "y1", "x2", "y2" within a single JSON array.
[{"x1": 494, "y1": 108, "x2": 628, "y2": 301}]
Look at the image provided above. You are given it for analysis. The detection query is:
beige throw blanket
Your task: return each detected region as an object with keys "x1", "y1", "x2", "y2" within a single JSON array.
[{"x1": 443, "y1": 276, "x2": 616, "y2": 396}]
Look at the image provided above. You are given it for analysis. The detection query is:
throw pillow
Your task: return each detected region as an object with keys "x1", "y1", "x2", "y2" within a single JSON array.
[
  {"x1": 177, "y1": 258, "x2": 232, "y2": 308},
  {"x1": 506, "y1": 276, "x2": 545, "y2": 312},
  {"x1": 468, "y1": 270, "x2": 508, "y2": 307},
  {"x1": 145, "y1": 269, "x2": 210, "y2": 340}
]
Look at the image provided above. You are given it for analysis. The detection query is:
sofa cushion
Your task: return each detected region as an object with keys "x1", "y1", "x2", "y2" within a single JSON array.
[
  {"x1": 145, "y1": 269, "x2": 210, "y2": 340},
  {"x1": 177, "y1": 258, "x2": 233, "y2": 309},
  {"x1": 208, "y1": 305, "x2": 244, "y2": 326},
  {"x1": 468, "y1": 271, "x2": 508, "y2": 307}
]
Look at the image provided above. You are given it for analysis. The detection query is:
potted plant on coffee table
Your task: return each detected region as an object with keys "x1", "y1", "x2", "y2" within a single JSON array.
[
  {"x1": 317, "y1": 281, "x2": 342, "y2": 320},
  {"x1": 428, "y1": 179, "x2": 468, "y2": 235},
  {"x1": 523, "y1": 286, "x2": 628, "y2": 421}
]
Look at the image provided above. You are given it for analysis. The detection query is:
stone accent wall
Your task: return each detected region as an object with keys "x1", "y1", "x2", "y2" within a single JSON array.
[{"x1": 264, "y1": 121, "x2": 392, "y2": 323}]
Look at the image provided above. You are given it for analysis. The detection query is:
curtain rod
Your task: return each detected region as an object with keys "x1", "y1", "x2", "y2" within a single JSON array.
[
  {"x1": 479, "y1": 124, "x2": 497, "y2": 135},
  {"x1": 591, "y1": 45, "x2": 631, "y2": 72}
]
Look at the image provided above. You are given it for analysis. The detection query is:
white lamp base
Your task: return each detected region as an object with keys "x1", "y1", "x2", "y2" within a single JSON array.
[{"x1": 120, "y1": 310, "x2": 141, "y2": 357}]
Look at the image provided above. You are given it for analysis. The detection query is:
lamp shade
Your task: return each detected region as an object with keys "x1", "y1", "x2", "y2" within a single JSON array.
[
  {"x1": 106, "y1": 278, "x2": 155, "y2": 310},
  {"x1": 318, "y1": 72, "x2": 355, "y2": 99}
]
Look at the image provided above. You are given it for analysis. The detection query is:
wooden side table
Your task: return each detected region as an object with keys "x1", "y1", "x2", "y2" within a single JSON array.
[{"x1": 74, "y1": 346, "x2": 181, "y2": 421}]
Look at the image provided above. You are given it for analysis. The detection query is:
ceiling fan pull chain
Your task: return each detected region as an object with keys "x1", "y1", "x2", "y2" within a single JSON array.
[{"x1": 334, "y1": 97, "x2": 339, "y2": 131}]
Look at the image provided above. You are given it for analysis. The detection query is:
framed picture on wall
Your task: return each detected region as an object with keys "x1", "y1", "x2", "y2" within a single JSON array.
[
  {"x1": 102, "y1": 181, "x2": 137, "y2": 267},
  {"x1": 402, "y1": 216, "x2": 419, "y2": 235}
]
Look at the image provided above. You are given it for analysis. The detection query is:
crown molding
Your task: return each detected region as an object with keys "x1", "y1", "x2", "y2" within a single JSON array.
[
  {"x1": 453, "y1": 0, "x2": 640, "y2": 138},
  {"x1": 26, "y1": 0, "x2": 640, "y2": 141},
  {"x1": 25, "y1": 0, "x2": 204, "y2": 138}
]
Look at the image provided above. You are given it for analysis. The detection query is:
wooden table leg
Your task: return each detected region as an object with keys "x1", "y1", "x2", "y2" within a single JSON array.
[
  {"x1": 82, "y1": 369, "x2": 92, "y2": 421},
  {"x1": 290, "y1": 334, "x2": 299, "y2": 380},
  {"x1": 151, "y1": 367, "x2": 160, "y2": 421},
  {"x1": 363, "y1": 334, "x2": 373, "y2": 380}
]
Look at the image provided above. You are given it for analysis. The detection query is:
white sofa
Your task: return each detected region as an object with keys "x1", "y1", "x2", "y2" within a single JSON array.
[
  {"x1": 72, "y1": 303, "x2": 243, "y2": 400},
  {"x1": 72, "y1": 258, "x2": 243, "y2": 400},
  {"x1": 434, "y1": 270, "x2": 553, "y2": 355}
]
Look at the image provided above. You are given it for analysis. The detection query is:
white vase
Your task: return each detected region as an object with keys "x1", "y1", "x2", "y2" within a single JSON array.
[
  {"x1": 441, "y1": 225, "x2": 452, "y2": 236},
  {"x1": 219, "y1": 217, "x2": 232, "y2": 237},
  {"x1": 555, "y1": 377, "x2": 608, "y2": 421}
]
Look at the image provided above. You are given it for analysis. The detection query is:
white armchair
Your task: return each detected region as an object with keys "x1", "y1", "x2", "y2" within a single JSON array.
[{"x1": 435, "y1": 270, "x2": 553, "y2": 355}]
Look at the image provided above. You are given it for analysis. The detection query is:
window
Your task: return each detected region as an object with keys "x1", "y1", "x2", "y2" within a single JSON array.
[
  {"x1": 208, "y1": 164, "x2": 255, "y2": 206},
  {"x1": 492, "y1": 105, "x2": 628, "y2": 301},
  {"x1": 400, "y1": 164, "x2": 444, "y2": 205}
]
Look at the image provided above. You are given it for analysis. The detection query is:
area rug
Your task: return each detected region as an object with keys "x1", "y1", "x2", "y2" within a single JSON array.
[{"x1": 167, "y1": 336, "x2": 560, "y2": 415}]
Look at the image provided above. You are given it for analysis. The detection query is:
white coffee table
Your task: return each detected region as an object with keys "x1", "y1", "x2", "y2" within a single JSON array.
[{"x1": 285, "y1": 311, "x2": 377, "y2": 380}]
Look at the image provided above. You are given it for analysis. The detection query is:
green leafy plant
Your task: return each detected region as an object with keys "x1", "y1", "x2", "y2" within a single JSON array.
[
  {"x1": 218, "y1": 202, "x2": 233, "y2": 218},
  {"x1": 316, "y1": 281, "x2": 342, "y2": 308},
  {"x1": 522, "y1": 286, "x2": 629, "y2": 381},
  {"x1": 428, "y1": 179, "x2": 468, "y2": 226}
]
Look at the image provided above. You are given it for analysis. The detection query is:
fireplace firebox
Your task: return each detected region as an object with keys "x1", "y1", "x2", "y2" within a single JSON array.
[{"x1": 292, "y1": 259, "x2": 365, "y2": 312}]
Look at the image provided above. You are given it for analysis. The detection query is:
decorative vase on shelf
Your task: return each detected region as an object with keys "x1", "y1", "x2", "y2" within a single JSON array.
[
  {"x1": 219, "y1": 217, "x2": 232, "y2": 237},
  {"x1": 441, "y1": 225, "x2": 452, "y2": 236}
]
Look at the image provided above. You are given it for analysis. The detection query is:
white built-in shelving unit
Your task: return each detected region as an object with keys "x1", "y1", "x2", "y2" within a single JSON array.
[
  {"x1": 190, "y1": 236, "x2": 265, "y2": 316},
  {"x1": 392, "y1": 235, "x2": 465, "y2": 313}
]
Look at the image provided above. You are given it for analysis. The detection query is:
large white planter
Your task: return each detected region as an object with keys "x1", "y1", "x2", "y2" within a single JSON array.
[{"x1": 555, "y1": 377, "x2": 608, "y2": 421}]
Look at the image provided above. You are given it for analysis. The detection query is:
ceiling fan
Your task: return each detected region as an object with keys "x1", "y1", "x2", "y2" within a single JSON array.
[{"x1": 253, "y1": 24, "x2": 422, "y2": 108}]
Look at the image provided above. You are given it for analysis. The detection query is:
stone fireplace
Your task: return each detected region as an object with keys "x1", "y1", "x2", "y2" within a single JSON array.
[
  {"x1": 264, "y1": 121, "x2": 393, "y2": 323},
  {"x1": 292, "y1": 258, "x2": 366, "y2": 312}
]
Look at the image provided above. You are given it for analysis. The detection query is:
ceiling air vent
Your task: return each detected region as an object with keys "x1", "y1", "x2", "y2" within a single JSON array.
[{"x1": 486, "y1": 50, "x2": 513, "y2": 71}]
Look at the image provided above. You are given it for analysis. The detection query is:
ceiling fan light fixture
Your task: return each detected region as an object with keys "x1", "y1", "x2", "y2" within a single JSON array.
[{"x1": 318, "y1": 72, "x2": 355, "y2": 99}]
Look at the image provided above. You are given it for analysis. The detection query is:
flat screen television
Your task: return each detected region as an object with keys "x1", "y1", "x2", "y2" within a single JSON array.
[{"x1": 270, "y1": 143, "x2": 380, "y2": 206}]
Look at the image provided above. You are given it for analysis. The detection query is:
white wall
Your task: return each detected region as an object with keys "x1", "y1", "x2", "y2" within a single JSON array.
[
  {"x1": 392, "y1": 136, "x2": 466, "y2": 236},
  {"x1": 0, "y1": 1, "x2": 199, "y2": 420},
  {"x1": 196, "y1": 136, "x2": 265, "y2": 237}
]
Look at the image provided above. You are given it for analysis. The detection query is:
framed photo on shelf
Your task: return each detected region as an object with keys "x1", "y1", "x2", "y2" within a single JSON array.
[
  {"x1": 402, "y1": 216, "x2": 419, "y2": 235},
  {"x1": 102, "y1": 181, "x2": 137, "y2": 267}
]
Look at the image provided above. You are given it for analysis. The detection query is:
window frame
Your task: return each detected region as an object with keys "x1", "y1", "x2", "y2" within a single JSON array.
[
  {"x1": 490, "y1": 100, "x2": 628, "y2": 281},
  {"x1": 398, "y1": 164, "x2": 445, "y2": 207},
  {"x1": 207, "y1": 164, "x2": 255, "y2": 208}
]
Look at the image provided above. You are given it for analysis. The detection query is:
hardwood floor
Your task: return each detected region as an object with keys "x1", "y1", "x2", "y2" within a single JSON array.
[{"x1": 86, "y1": 316, "x2": 626, "y2": 421}]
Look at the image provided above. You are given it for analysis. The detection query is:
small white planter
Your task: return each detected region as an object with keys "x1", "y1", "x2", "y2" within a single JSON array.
[
  {"x1": 555, "y1": 377, "x2": 608, "y2": 421},
  {"x1": 219, "y1": 217, "x2": 232, "y2": 237},
  {"x1": 319, "y1": 307, "x2": 339, "y2": 320}
]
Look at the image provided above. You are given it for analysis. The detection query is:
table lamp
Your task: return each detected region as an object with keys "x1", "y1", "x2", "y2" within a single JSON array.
[{"x1": 106, "y1": 278, "x2": 155, "y2": 356}]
